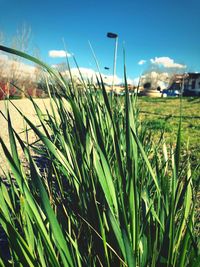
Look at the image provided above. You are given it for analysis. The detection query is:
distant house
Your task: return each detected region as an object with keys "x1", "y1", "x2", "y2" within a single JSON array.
[
  {"x1": 184, "y1": 73, "x2": 200, "y2": 96},
  {"x1": 168, "y1": 73, "x2": 200, "y2": 96}
]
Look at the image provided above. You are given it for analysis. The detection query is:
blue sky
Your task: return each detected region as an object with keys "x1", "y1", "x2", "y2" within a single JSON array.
[{"x1": 0, "y1": 0, "x2": 199, "y2": 83}]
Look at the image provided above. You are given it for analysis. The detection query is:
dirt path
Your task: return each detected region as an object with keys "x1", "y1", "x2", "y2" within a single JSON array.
[{"x1": 0, "y1": 98, "x2": 52, "y2": 175}]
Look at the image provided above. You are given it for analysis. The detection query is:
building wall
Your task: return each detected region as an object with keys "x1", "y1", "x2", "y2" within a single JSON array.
[
  {"x1": 184, "y1": 75, "x2": 200, "y2": 95},
  {"x1": 195, "y1": 77, "x2": 200, "y2": 89}
]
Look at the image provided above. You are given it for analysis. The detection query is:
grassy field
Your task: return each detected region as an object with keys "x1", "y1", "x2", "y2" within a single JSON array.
[
  {"x1": 138, "y1": 97, "x2": 200, "y2": 171},
  {"x1": 138, "y1": 97, "x2": 200, "y2": 240}
]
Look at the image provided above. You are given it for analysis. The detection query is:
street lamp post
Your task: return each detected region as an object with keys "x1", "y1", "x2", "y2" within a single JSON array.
[{"x1": 107, "y1": 32, "x2": 118, "y2": 94}]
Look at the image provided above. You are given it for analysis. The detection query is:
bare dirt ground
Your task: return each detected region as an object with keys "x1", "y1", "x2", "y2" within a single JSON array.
[{"x1": 0, "y1": 98, "x2": 52, "y2": 175}]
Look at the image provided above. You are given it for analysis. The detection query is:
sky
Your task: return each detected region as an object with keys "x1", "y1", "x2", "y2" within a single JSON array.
[{"x1": 0, "y1": 0, "x2": 200, "y2": 84}]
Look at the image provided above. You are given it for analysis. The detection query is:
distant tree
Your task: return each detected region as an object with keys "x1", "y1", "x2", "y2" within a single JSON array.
[
  {"x1": 143, "y1": 82, "x2": 151, "y2": 89},
  {"x1": 141, "y1": 61, "x2": 187, "y2": 90},
  {"x1": 10, "y1": 24, "x2": 32, "y2": 85},
  {"x1": 0, "y1": 24, "x2": 36, "y2": 98},
  {"x1": 55, "y1": 62, "x2": 68, "y2": 73}
]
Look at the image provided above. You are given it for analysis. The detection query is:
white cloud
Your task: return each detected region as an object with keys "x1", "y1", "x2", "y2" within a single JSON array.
[
  {"x1": 150, "y1": 57, "x2": 186, "y2": 69},
  {"x1": 69, "y1": 67, "x2": 96, "y2": 79},
  {"x1": 48, "y1": 50, "x2": 71, "y2": 58},
  {"x1": 62, "y1": 67, "x2": 123, "y2": 85},
  {"x1": 138, "y1": 59, "x2": 146, "y2": 65},
  {"x1": 105, "y1": 75, "x2": 123, "y2": 85}
]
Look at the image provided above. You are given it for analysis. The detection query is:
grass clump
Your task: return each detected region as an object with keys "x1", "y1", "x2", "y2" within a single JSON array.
[{"x1": 0, "y1": 45, "x2": 199, "y2": 267}]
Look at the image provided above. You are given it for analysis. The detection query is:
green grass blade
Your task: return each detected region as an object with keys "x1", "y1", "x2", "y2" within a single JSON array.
[
  {"x1": 0, "y1": 212, "x2": 38, "y2": 267},
  {"x1": 93, "y1": 146, "x2": 118, "y2": 216},
  {"x1": 122, "y1": 230, "x2": 136, "y2": 267},
  {"x1": 27, "y1": 153, "x2": 74, "y2": 267},
  {"x1": 0, "y1": 138, "x2": 61, "y2": 267},
  {"x1": 108, "y1": 210, "x2": 126, "y2": 260},
  {"x1": 131, "y1": 129, "x2": 161, "y2": 194}
]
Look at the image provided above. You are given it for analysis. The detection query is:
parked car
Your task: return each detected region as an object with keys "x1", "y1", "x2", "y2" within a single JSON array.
[{"x1": 162, "y1": 89, "x2": 180, "y2": 97}]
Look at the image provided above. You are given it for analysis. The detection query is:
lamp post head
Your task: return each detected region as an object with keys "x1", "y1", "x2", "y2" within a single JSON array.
[{"x1": 107, "y1": 32, "x2": 118, "y2": 38}]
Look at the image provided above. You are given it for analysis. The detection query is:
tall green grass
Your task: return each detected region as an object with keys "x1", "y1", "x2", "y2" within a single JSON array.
[{"x1": 0, "y1": 44, "x2": 199, "y2": 267}]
